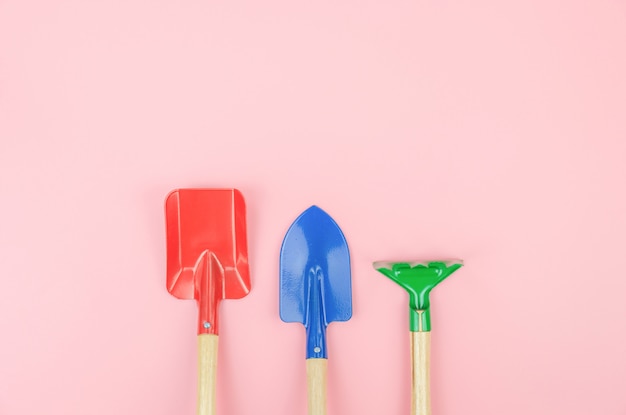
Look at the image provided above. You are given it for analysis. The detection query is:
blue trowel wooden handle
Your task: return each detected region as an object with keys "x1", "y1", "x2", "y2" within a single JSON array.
[{"x1": 306, "y1": 358, "x2": 328, "y2": 415}]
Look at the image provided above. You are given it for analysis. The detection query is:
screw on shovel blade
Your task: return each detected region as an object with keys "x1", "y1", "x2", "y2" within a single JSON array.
[{"x1": 373, "y1": 260, "x2": 462, "y2": 332}]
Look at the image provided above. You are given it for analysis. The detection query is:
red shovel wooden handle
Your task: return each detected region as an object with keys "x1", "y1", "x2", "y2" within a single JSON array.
[{"x1": 198, "y1": 334, "x2": 218, "y2": 415}]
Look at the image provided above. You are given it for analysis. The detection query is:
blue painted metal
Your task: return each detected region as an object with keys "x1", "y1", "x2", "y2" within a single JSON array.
[{"x1": 279, "y1": 206, "x2": 352, "y2": 359}]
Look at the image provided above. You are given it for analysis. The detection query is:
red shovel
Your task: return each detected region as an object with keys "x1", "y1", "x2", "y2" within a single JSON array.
[{"x1": 165, "y1": 189, "x2": 251, "y2": 415}]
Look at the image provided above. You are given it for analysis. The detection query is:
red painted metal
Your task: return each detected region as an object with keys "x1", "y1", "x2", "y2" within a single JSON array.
[{"x1": 165, "y1": 189, "x2": 250, "y2": 335}]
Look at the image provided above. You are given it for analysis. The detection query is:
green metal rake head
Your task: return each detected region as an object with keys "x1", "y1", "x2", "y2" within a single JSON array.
[{"x1": 374, "y1": 260, "x2": 463, "y2": 332}]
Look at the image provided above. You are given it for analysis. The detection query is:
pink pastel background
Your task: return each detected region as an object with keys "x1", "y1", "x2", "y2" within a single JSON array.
[{"x1": 1, "y1": 1, "x2": 625, "y2": 414}]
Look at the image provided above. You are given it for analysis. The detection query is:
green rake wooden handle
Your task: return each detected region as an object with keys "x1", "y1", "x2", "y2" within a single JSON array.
[{"x1": 411, "y1": 332, "x2": 431, "y2": 415}]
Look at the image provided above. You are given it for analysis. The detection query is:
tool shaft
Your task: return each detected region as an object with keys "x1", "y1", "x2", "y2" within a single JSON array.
[
  {"x1": 306, "y1": 358, "x2": 327, "y2": 415},
  {"x1": 411, "y1": 332, "x2": 431, "y2": 415},
  {"x1": 197, "y1": 334, "x2": 218, "y2": 415}
]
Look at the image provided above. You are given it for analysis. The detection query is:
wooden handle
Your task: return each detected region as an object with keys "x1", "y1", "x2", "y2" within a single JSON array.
[
  {"x1": 411, "y1": 331, "x2": 431, "y2": 415},
  {"x1": 306, "y1": 358, "x2": 327, "y2": 415},
  {"x1": 198, "y1": 334, "x2": 219, "y2": 415}
]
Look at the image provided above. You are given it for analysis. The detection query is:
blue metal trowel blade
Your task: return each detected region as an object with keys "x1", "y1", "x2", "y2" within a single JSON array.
[{"x1": 279, "y1": 206, "x2": 352, "y2": 359}]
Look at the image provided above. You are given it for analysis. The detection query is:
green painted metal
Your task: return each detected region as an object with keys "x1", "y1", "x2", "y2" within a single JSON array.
[{"x1": 374, "y1": 260, "x2": 462, "y2": 332}]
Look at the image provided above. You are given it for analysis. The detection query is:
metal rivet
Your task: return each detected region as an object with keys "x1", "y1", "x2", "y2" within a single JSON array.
[
  {"x1": 203, "y1": 322, "x2": 211, "y2": 329},
  {"x1": 314, "y1": 347, "x2": 321, "y2": 353}
]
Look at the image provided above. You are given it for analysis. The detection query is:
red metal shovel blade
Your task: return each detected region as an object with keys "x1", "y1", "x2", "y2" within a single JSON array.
[{"x1": 165, "y1": 189, "x2": 250, "y2": 334}]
